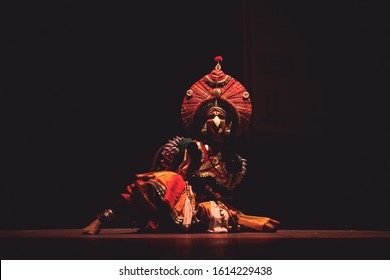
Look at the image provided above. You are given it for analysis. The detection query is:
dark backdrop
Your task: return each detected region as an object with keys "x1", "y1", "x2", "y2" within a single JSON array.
[{"x1": 2, "y1": 0, "x2": 389, "y2": 230}]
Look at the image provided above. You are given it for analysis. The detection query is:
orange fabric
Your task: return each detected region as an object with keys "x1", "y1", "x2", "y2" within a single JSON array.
[
  {"x1": 121, "y1": 171, "x2": 187, "y2": 227},
  {"x1": 152, "y1": 171, "x2": 186, "y2": 209},
  {"x1": 122, "y1": 171, "x2": 186, "y2": 209},
  {"x1": 119, "y1": 170, "x2": 279, "y2": 232}
]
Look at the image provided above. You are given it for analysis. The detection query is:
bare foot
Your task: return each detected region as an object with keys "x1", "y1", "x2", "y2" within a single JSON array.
[{"x1": 82, "y1": 219, "x2": 102, "y2": 235}]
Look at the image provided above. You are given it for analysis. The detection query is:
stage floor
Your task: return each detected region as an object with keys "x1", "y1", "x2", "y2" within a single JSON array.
[{"x1": 1, "y1": 229, "x2": 390, "y2": 259}]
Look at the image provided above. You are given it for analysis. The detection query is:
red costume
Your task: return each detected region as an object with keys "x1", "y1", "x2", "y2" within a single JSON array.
[{"x1": 82, "y1": 56, "x2": 280, "y2": 234}]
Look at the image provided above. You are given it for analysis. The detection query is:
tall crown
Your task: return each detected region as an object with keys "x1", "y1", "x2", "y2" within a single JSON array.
[{"x1": 181, "y1": 56, "x2": 252, "y2": 137}]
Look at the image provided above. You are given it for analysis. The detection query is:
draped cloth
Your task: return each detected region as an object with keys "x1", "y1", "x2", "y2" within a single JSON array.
[{"x1": 120, "y1": 170, "x2": 277, "y2": 233}]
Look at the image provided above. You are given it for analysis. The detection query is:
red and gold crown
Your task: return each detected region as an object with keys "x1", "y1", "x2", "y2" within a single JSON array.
[{"x1": 181, "y1": 56, "x2": 252, "y2": 137}]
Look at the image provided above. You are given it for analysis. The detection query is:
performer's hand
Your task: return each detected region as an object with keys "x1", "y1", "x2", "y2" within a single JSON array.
[
  {"x1": 186, "y1": 142, "x2": 202, "y2": 170},
  {"x1": 263, "y1": 219, "x2": 280, "y2": 232}
]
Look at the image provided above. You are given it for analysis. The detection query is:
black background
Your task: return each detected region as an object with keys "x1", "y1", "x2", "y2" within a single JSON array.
[{"x1": 2, "y1": 0, "x2": 390, "y2": 230}]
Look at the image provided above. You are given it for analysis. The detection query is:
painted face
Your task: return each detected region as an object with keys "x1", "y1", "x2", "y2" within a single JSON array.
[
  {"x1": 203, "y1": 106, "x2": 232, "y2": 144},
  {"x1": 206, "y1": 107, "x2": 227, "y2": 135}
]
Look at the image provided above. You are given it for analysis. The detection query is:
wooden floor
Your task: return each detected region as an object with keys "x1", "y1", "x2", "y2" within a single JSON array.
[{"x1": 1, "y1": 229, "x2": 390, "y2": 260}]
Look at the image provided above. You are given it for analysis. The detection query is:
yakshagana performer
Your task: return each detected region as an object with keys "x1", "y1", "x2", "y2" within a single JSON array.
[{"x1": 82, "y1": 56, "x2": 280, "y2": 235}]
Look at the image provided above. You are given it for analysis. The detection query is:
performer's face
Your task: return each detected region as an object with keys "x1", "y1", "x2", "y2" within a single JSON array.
[{"x1": 206, "y1": 108, "x2": 227, "y2": 143}]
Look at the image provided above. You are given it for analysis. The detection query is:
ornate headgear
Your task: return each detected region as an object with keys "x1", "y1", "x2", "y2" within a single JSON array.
[{"x1": 181, "y1": 56, "x2": 252, "y2": 137}]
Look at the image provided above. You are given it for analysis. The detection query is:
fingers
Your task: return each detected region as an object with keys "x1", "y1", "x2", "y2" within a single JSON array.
[
  {"x1": 269, "y1": 219, "x2": 281, "y2": 226},
  {"x1": 263, "y1": 219, "x2": 280, "y2": 232}
]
